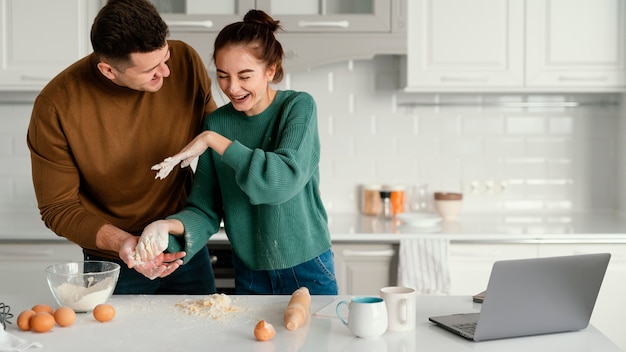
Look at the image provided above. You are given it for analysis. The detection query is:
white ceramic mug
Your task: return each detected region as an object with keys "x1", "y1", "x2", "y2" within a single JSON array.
[
  {"x1": 336, "y1": 296, "x2": 388, "y2": 338},
  {"x1": 380, "y1": 286, "x2": 417, "y2": 332}
]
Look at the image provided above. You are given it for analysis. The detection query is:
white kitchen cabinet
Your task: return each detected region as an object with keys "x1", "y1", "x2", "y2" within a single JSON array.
[
  {"x1": 332, "y1": 243, "x2": 399, "y2": 295},
  {"x1": 149, "y1": 0, "x2": 254, "y2": 33},
  {"x1": 403, "y1": 0, "x2": 626, "y2": 92},
  {"x1": 447, "y1": 243, "x2": 539, "y2": 295},
  {"x1": 153, "y1": 0, "x2": 406, "y2": 71},
  {"x1": 0, "y1": 242, "x2": 83, "y2": 294},
  {"x1": 403, "y1": 0, "x2": 525, "y2": 90},
  {"x1": 257, "y1": 0, "x2": 393, "y2": 33},
  {"x1": 526, "y1": 0, "x2": 625, "y2": 89},
  {"x1": 0, "y1": 0, "x2": 100, "y2": 91},
  {"x1": 153, "y1": 0, "x2": 397, "y2": 33},
  {"x1": 538, "y1": 244, "x2": 626, "y2": 351}
]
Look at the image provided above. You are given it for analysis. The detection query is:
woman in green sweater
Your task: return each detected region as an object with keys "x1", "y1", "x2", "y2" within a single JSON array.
[{"x1": 127, "y1": 10, "x2": 338, "y2": 295}]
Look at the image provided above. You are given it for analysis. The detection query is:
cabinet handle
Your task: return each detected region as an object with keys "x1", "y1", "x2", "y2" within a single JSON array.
[
  {"x1": 166, "y1": 20, "x2": 214, "y2": 29},
  {"x1": 21, "y1": 75, "x2": 53, "y2": 81},
  {"x1": 342, "y1": 249, "x2": 396, "y2": 257},
  {"x1": 557, "y1": 76, "x2": 608, "y2": 82},
  {"x1": 440, "y1": 76, "x2": 490, "y2": 83},
  {"x1": 297, "y1": 20, "x2": 349, "y2": 28}
]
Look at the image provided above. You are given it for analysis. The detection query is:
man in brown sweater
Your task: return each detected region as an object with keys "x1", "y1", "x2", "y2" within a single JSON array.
[{"x1": 26, "y1": 0, "x2": 218, "y2": 294}]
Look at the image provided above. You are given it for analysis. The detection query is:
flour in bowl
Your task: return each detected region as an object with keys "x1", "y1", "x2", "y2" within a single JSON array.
[{"x1": 54, "y1": 276, "x2": 115, "y2": 311}]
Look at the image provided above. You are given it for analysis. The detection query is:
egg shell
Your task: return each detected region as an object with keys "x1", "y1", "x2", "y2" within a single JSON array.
[
  {"x1": 93, "y1": 304, "x2": 116, "y2": 323},
  {"x1": 31, "y1": 304, "x2": 54, "y2": 314},
  {"x1": 30, "y1": 312, "x2": 55, "y2": 333},
  {"x1": 254, "y1": 320, "x2": 276, "y2": 341},
  {"x1": 54, "y1": 306, "x2": 76, "y2": 327},
  {"x1": 17, "y1": 310, "x2": 36, "y2": 331}
]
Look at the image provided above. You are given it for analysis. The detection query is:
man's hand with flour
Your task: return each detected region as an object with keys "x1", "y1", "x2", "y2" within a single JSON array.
[{"x1": 120, "y1": 220, "x2": 186, "y2": 280}]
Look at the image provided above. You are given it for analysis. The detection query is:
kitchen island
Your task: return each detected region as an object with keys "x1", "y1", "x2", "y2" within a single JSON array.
[
  {"x1": 1, "y1": 294, "x2": 621, "y2": 352},
  {"x1": 3, "y1": 210, "x2": 626, "y2": 349}
]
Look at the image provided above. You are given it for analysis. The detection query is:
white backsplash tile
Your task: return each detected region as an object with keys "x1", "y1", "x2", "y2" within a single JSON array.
[
  {"x1": 462, "y1": 115, "x2": 505, "y2": 135},
  {"x1": 354, "y1": 135, "x2": 394, "y2": 158},
  {"x1": 0, "y1": 58, "x2": 622, "y2": 215},
  {"x1": 506, "y1": 116, "x2": 546, "y2": 135},
  {"x1": 484, "y1": 137, "x2": 525, "y2": 157},
  {"x1": 0, "y1": 135, "x2": 12, "y2": 156},
  {"x1": 548, "y1": 116, "x2": 573, "y2": 134},
  {"x1": 526, "y1": 137, "x2": 572, "y2": 158},
  {"x1": 395, "y1": 135, "x2": 438, "y2": 158}
]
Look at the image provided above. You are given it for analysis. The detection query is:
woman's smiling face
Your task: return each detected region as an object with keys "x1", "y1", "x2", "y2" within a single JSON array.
[{"x1": 215, "y1": 44, "x2": 276, "y2": 116}]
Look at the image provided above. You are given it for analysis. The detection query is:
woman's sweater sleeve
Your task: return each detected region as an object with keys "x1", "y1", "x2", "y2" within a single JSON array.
[{"x1": 166, "y1": 150, "x2": 223, "y2": 262}]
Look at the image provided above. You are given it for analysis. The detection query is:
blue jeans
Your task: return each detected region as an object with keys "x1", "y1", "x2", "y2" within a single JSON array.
[
  {"x1": 233, "y1": 249, "x2": 338, "y2": 295},
  {"x1": 84, "y1": 246, "x2": 216, "y2": 295}
]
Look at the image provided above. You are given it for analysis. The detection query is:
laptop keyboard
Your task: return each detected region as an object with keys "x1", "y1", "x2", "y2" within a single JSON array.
[{"x1": 453, "y1": 322, "x2": 477, "y2": 335}]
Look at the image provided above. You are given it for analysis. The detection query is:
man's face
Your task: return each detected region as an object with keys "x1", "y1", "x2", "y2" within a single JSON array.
[{"x1": 107, "y1": 44, "x2": 171, "y2": 92}]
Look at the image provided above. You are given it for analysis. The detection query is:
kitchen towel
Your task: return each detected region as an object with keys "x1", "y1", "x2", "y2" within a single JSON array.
[
  {"x1": 397, "y1": 238, "x2": 450, "y2": 295},
  {"x1": 0, "y1": 328, "x2": 41, "y2": 352}
]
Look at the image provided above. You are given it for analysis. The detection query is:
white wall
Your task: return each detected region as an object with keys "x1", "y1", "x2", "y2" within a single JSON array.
[
  {"x1": 614, "y1": 93, "x2": 626, "y2": 215},
  {"x1": 0, "y1": 101, "x2": 35, "y2": 212},
  {"x1": 0, "y1": 56, "x2": 621, "y2": 215}
]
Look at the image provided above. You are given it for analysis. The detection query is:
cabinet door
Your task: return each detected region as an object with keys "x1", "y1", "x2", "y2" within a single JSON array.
[
  {"x1": 154, "y1": 0, "x2": 395, "y2": 33},
  {"x1": 332, "y1": 243, "x2": 398, "y2": 295},
  {"x1": 538, "y1": 244, "x2": 626, "y2": 351},
  {"x1": 0, "y1": 242, "x2": 83, "y2": 294},
  {"x1": 0, "y1": 0, "x2": 99, "y2": 91},
  {"x1": 448, "y1": 243, "x2": 538, "y2": 295},
  {"x1": 526, "y1": 0, "x2": 626, "y2": 89},
  {"x1": 150, "y1": 0, "x2": 255, "y2": 32},
  {"x1": 256, "y1": 0, "x2": 392, "y2": 33},
  {"x1": 404, "y1": 0, "x2": 525, "y2": 90}
]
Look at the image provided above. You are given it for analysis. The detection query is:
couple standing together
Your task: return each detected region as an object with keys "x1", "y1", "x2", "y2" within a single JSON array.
[{"x1": 27, "y1": 0, "x2": 337, "y2": 296}]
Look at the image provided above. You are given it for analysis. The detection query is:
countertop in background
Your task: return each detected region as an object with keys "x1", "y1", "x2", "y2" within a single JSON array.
[{"x1": 3, "y1": 210, "x2": 626, "y2": 244}]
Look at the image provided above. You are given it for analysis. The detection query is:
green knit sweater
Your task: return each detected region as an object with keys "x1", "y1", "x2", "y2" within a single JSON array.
[{"x1": 167, "y1": 90, "x2": 331, "y2": 271}]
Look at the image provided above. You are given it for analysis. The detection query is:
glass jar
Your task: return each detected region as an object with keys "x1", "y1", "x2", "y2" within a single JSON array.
[
  {"x1": 379, "y1": 191, "x2": 393, "y2": 220},
  {"x1": 389, "y1": 185, "x2": 405, "y2": 214},
  {"x1": 409, "y1": 184, "x2": 431, "y2": 212},
  {"x1": 361, "y1": 184, "x2": 382, "y2": 216}
]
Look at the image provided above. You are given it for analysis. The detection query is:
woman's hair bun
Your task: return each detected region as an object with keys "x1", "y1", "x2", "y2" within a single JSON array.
[{"x1": 243, "y1": 9, "x2": 282, "y2": 33}]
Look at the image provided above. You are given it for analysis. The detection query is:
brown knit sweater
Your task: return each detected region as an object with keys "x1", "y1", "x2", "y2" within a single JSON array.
[{"x1": 27, "y1": 40, "x2": 217, "y2": 260}]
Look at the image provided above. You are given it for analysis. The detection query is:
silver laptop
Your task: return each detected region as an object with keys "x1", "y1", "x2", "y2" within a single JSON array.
[{"x1": 429, "y1": 253, "x2": 611, "y2": 341}]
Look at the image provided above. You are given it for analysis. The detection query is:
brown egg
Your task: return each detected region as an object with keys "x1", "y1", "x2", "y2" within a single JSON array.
[
  {"x1": 54, "y1": 306, "x2": 76, "y2": 327},
  {"x1": 30, "y1": 312, "x2": 55, "y2": 333},
  {"x1": 254, "y1": 320, "x2": 276, "y2": 341},
  {"x1": 17, "y1": 310, "x2": 36, "y2": 331},
  {"x1": 31, "y1": 304, "x2": 54, "y2": 314},
  {"x1": 93, "y1": 304, "x2": 116, "y2": 322}
]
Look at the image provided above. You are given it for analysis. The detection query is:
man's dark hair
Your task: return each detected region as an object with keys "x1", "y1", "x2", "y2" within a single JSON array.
[{"x1": 90, "y1": 0, "x2": 169, "y2": 68}]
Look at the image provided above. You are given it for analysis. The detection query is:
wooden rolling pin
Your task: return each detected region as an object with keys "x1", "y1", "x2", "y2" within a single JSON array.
[{"x1": 284, "y1": 286, "x2": 311, "y2": 331}]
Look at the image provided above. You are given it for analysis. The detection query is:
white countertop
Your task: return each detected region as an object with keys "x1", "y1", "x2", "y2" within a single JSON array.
[
  {"x1": 325, "y1": 212, "x2": 626, "y2": 244},
  {"x1": 1, "y1": 294, "x2": 620, "y2": 352},
  {"x1": 4, "y1": 210, "x2": 626, "y2": 244}
]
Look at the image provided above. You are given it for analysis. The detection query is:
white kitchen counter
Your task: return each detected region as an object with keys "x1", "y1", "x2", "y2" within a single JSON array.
[
  {"x1": 3, "y1": 210, "x2": 626, "y2": 244},
  {"x1": 1, "y1": 294, "x2": 620, "y2": 352},
  {"x1": 325, "y1": 212, "x2": 626, "y2": 244}
]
